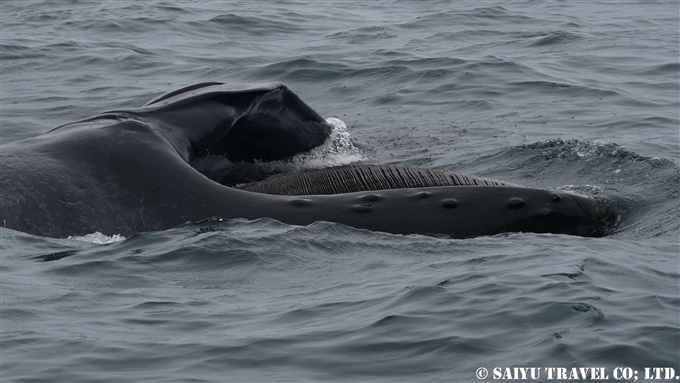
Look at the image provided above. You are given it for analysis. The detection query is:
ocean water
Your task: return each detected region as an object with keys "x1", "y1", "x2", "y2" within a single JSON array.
[{"x1": 1, "y1": 1, "x2": 678, "y2": 382}]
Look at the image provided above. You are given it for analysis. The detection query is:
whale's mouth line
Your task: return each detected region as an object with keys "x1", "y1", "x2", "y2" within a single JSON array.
[
  {"x1": 566, "y1": 192, "x2": 595, "y2": 217},
  {"x1": 566, "y1": 192, "x2": 623, "y2": 237}
]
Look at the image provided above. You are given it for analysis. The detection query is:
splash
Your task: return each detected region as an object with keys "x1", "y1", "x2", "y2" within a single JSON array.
[
  {"x1": 291, "y1": 117, "x2": 365, "y2": 168},
  {"x1": 67, "y1": 232, "x2": 126, "y2": 244}
]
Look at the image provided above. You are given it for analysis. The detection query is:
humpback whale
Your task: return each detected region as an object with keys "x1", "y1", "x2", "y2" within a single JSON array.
[{"x1": 0, "y1": 82, "x2": 614, "y2": 239}]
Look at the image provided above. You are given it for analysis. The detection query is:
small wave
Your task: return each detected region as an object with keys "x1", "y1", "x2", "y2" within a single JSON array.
[
  {"x1": 207, "y1": 14, "x2": 300, "y2": 35},
  {"x1": 67, "y1": 232, "x2": 126, "y2": 244},
  {"x1": 520, "y1": 138, "x2": 651, "y2": 161},
  {"x1": 397, "y1": 6, "x2": 520, "y2": 29},
  {"x1": 328, "y1": 26, "x2": 396, "y2": 45},
  {"x1": 528, "y1": 31, "x2": 584, "y2": 47},
  {"x1": 509, "y1": 80, "x2": 573, "y2": 90}
]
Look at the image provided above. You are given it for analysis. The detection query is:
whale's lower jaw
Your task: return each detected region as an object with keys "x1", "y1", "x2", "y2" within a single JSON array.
[
  {"x1": 0, "y1": 150, "x2": 610, "y2": 237},
  {"x1": 248, "y1": 185, "x2": 610, "y2": 239},
  {"x1": 232, "y1": 164, "x2": 614, "y2": 238}
]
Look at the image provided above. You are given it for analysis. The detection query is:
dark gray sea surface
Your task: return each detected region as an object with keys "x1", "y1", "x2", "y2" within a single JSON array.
[{"x1": 1, "y1": 1, "x2": 678, "y2": 382}]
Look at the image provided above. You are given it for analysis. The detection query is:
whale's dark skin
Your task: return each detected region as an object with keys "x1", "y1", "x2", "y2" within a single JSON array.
[{"x1": 0, "y1": 82, "x2": 612, "y2": 238}]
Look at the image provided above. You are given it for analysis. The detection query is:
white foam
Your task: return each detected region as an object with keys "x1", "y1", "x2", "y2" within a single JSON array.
[
  {"x1": 68, "y1": 232, "x2": 126, "y2": 244},
  {"x1": 555, "y1": 184, "x2": 605, "y2": 197},
  {"x1": 291, "y1": 117, "x2": 365, "y2": 168}
]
